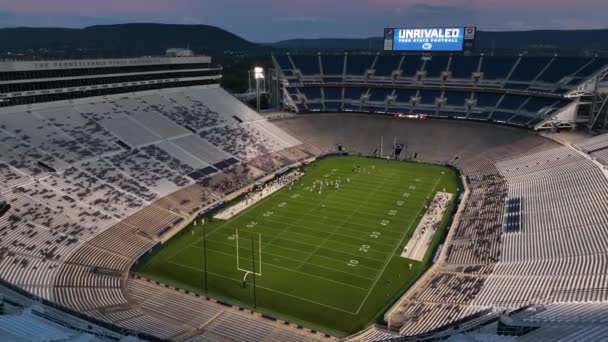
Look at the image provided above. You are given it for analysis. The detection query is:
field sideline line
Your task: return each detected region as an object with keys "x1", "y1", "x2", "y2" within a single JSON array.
[
  {"x1": 200, "y1": 236, "x2": 385, "y2": 273},
  {"x1": 164, "y1": 260, "x2": 361, "y2": 315},
  {"x1": 188, "y1": 243, "x2": 378, "y2": 281},
  {"x1": 354, "y1": 173, "x2": 445, "y2": 315},
  {"x1": 167, "y1": 248, "x2": 372, "y2": 292}
]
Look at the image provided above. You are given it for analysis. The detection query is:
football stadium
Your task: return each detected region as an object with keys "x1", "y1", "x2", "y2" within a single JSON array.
[{"x1": 1, "y1": 23, "x2": 608, "y2": 342}]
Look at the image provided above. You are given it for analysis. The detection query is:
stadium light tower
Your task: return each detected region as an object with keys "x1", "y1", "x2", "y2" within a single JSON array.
[{"x1": 254, "y1": 66, "x2": 265, "y2": 111}]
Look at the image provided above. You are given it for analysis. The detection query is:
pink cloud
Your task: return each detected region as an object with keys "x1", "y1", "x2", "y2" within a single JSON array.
[{"x1": 0, "y1": 0, "x2": 195, "y2": 16}]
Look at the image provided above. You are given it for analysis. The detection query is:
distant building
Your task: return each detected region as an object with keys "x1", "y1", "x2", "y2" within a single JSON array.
[{"x1": 165, "y1": 48, "x2": 195, "y2": 57}]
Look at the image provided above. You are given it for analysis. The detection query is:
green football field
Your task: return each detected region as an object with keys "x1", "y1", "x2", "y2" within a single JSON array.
[{"x1": 135, "y1": 156, "x2": 459, "y2": 335}]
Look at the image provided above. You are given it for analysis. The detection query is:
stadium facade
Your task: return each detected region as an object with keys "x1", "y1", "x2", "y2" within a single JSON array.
[{"x1": 1, "y1": 47, "x2": 608, "y2": 342}]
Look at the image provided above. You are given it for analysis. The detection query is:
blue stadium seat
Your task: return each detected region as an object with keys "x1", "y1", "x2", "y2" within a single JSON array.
[
  {"x1": 274, "y1": 55, "x2": 293, "y2": 71},
  {"x1": 346, "y1": 55, "x2": 375, "y2": 75},
  {"x1": 300, "y1": 87, "x2": 322, "y2": 100},
  {"x1": 450, "y1": 56, "x2": 480, "y2": 79},
  {"x1": 573, "y1": 58, "x2": 608, "y2": 78},
  {"x1": 418, "y1": 90, "x2": 442, "y2": 104},
  {"x1": 474, "y1": 93, "x2": 501, "y2": 108},
  {"x1": 324, "y1": 101, "x2": 342, "y2": 111},
  {"x1": 321, "y1": 55, "x2": 345, "y2": 75},
  {"x1": 369, "y1": 88, "x2": 392, "y2": 102},
  {"x1": 395, "y1": 89, "x2": 416, "y2": 103},
  {"x1": 344, "y1": 87, "x2": 365, "y2": 100},
  {"x1": 509, "y1": 57, "x2": 552, "y2": 81},
  {"x1": 536, "y1": 57, "x2": 590, "y2": 83},
  {"x1": 374, "y1": 55, "x2": 402, "y2": 76},
  {"x1": 520, "y1": 97, "x2": 557, "y2": 113},
  {"x1": 565, "y1": 58, "x2": 608, "y2": 85},
  {"x1": 323, "y1": 87, "x2": 342, "y2": 99},
  {"x1": 323, "y1": 77, "x2": 342, "y2": 83},
  {"x1": 492, "y1": 111, "x2": 514, "y2": 122},
  {"x1": 401, "y1": 56, "x2": 424, "y2": 77},
  {"x1": 424, "y1": 56, "x2": 450, "y2": 78},
  {"x1": 342, "y1": 102, "x2": 355, "y2": 111},
  {"x1": 445, "y1": 91, "x2": 470, "y2": 106},
  {"x1": 503, "y1": 83, "x2": 531, "y2": 90},
  {"x1": 290, "y1": 55, "x2": 320, "y2": 75},
  {"x1": 498, "y1": 95, "x2": 527, "y2": 110},
  {"x1": 480, "y1": 56, "x2": 518, "y2": 80}
]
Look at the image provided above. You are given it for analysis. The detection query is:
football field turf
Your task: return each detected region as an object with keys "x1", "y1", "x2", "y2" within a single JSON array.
[{"x1": 135, "y1": 156, "x2": 459, "y2": 335}]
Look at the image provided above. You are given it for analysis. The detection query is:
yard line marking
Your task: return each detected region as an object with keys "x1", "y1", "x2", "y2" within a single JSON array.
[
  {"x1": 208, "y1": 230, "x2": 390, "y2": 264},
  {"x1": 264, "y1": 213, "x2": 407, "y2": 237},
  {"x1": 164, "y1": 260, "x2": 360, "y2": 315},
  {"x1": 295, "y1": 169, "x2": 395, "y2": 272},
  {"x1": 259, "y1": 168, "x2": 370, "y2": 267},
  {"x1": 203, "y1": 237, "x2": 385, "y2": 271},
  {"x1": 354, "y1": 174, "x2": 444, "y2": 314},
  {"x1": 247, "y1": 217, "x2": 398, "y2": 249},
  {"x1": 188, "y1": 244, "x2": 378, "y2": 280},
  {"x1": 167, "y1": 248, "x2": 372, "y2": 291}
]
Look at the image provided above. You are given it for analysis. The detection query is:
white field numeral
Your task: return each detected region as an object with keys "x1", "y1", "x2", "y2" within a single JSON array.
[{"x1": 347, "y1": 260, "x2": 359, "y2": 267}]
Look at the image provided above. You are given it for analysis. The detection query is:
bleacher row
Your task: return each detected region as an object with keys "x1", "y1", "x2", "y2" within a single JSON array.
[
  {"x1": 274, "y1": 54, "x2": 608, "y2": 127},
  {"x1": 275, "y1": 53, "x2": 606, "y2": 90},
  {"x1": 388, "y1": 143, "x2": 608, "y2": 339},
  {"x1": 293, "y1": 86, "x2": 567, "y2": 126},
  {"x1": 270, "y1": 114, "x2": 608, "y2": 341},
  {"x1": 0, "y1": 85, "x2": 325, "y2": 340}
]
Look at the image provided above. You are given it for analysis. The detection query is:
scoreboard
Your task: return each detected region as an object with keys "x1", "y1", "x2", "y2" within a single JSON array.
[{"x1": 384, "y1": 27, "x2": 476, "y2": 52}]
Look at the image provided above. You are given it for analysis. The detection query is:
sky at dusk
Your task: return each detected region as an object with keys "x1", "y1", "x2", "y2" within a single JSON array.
[{"x1": 0, "y1": 0, "x2": 607, "y2": 42}]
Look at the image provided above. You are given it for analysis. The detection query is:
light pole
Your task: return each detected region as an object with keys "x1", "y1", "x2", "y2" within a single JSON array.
[{"x1": 254, "y1": 67, "x2": 264, "y2": 111}]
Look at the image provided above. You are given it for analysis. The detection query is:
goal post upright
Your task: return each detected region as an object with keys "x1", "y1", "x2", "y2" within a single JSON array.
[
  {"x1": 236, "y1": 229, "x2": 262, "y2": 276},
  {"x1": 251, "y1": 237, "x2": 257, "y2": 309}
]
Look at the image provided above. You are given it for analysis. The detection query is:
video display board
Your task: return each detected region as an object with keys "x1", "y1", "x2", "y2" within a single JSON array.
[{"x1": 384, "y1": 27, "x2": 476, "y2": 52}]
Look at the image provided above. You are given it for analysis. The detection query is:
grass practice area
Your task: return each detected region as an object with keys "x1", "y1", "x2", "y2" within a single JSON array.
[{"x1": 136, "y1": 156, "x2": 459, "y2": 335}]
